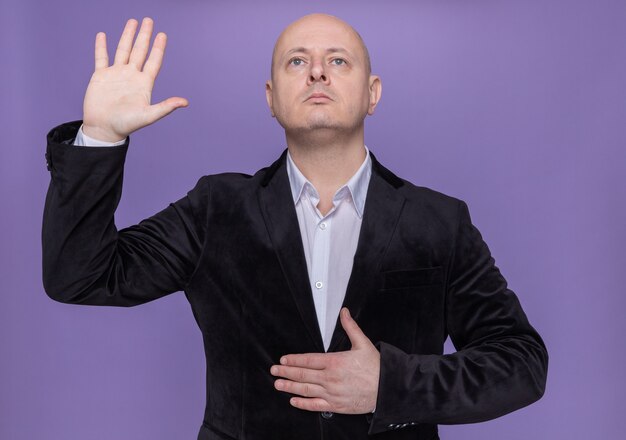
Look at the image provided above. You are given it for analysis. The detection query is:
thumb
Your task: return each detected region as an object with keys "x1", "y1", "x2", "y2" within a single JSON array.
[
  {"x1": 145, "y1": 96, "x2": 189, "y2": 124},
  {"x1": 340, "y1": 307, "x2": 369, "y2": 350}
]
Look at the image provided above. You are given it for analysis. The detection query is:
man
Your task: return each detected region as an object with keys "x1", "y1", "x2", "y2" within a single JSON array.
[{"x1": 42, "y1": 13, "x2": 548, "y2": 440}]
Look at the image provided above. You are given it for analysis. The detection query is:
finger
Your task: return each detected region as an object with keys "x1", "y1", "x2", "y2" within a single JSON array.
[
  {"x1": 274, "y1": 379, "x2": 326, "y2": 399},
  {"x1": 113, "y1": 18, "x2": 139, "y2": 65},
  {"x1": 280, "y1": 353, "x2": 328, "y2": 370},
  {"x1": 144, "y1": 96, "x2": 189, "y2": 125},
  {"x1": 289, "y1": 397, "x2": 332, "y2": 412},
  {"x1": 94, "y1": 32, "x2": 109, "y2": 70},
  {"x1": 143, "y1": 32, "x2": 167, "y2": 79},
  {"x1": 340, "y1": 307, "x2": 369, "y2": 349},
  {"x1": 129, "y1": 17, "x2": 153, "y2": 69},
  {"x1": 270, "y1": 365, "x2": 324, "y2": 385}
]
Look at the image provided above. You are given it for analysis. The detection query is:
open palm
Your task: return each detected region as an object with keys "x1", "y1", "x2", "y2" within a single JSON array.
[{"x1": 82, "y1": 18, "x2": 188, "y2": 142}]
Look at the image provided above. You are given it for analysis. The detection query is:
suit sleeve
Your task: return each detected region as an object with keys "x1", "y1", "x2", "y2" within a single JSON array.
[
  {"x1": 368, "y1": 199, "x2": 548, "y2": 434},
  {"x1": 42, "y1": 121, "x2": 209, "y2": 307}
]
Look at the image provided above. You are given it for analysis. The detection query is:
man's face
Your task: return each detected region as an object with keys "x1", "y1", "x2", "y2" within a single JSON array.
[{"x1": 266, "y1": 15, "x2": 381, "y2": 136}]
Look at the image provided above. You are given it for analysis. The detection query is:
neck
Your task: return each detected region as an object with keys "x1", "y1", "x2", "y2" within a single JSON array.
[{"x1": 285, "y1": 126, "x2": 367, "y2": 195}]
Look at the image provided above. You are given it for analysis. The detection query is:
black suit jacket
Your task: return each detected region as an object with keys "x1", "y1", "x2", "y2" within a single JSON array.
[{"x1": 42, "y1": 121, "x2": 548, "y2": 440}]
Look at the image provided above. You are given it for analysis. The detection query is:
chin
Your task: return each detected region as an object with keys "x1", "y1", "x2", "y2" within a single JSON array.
[
  {"x1": 305, "y1": 121, "x2": 342, "y2": 131},
  {"x1": 276, "y1": 110, "x2": 353, "y2": 134},
  {"x1": 278, "y1": 118, "x2": 339, "y2": 132},
  {"x1": 303, "y1": 111, "x2": 342, "y2": 130}
]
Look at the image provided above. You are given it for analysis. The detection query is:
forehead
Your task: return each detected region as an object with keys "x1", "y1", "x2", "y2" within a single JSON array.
[{"x1": 274, "y1": 18, "x2": 363, "y2": 60}]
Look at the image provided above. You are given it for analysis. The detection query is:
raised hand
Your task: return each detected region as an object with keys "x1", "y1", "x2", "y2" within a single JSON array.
[
  {"x1": 82, "y1": 17, "x2": 188, "y2": 142},
  {"x1": 270, "y1": 308, "x2": 380, "y2": 414}
]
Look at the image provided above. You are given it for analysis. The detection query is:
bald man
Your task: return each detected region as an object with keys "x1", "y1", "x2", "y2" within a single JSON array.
[{"x1": 42, "y1": 14, "x2": 548, "y2": 440}]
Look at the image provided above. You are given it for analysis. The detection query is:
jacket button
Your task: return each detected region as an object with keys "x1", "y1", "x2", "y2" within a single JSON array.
[{"x1": 321, "y1": 411, "x2": 333, "y2": 419}]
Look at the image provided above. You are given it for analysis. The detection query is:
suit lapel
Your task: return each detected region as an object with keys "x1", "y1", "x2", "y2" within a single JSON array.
[
  {"x1": 257, "y1": 150, "x2": 325, "y2": 352},
  {"x1": 257, "y1": 150, "x2": 406, "y2": 354},
  {"x1": 327, "y1": 153, "x2": 406, "y2": 352}
]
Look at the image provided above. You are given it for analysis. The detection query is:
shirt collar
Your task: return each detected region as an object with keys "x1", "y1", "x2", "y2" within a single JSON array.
[{"x1": 285, "y1": 146, "x2": 372, "y2": 218}]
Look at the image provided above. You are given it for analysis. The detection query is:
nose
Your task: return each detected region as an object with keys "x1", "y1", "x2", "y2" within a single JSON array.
[{"x1": 307, "y1": 58, "x2": 329, "y2": 85}]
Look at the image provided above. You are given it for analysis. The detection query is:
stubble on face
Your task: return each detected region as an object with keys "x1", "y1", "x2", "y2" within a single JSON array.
[{"x1": 267, "y1": 14, "x2": 373, "y2": 138}]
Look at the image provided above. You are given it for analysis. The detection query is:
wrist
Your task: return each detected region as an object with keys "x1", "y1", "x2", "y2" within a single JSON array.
[{"x1": 81, "y1": 124, "x2": 126, "y2": 143}]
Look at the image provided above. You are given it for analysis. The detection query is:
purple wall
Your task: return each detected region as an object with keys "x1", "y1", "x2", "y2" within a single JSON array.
[{"x1": 2, "y1": 0, "x2": 625, "y2": 438}]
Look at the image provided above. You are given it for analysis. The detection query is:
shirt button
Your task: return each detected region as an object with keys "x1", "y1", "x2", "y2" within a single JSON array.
[
  {"x1": 319, "y1": 222, "x2": 327, "y2": 230},
  {"x1": 321, "y1": 411, "x2": 333, "y2": 419},
  {"x1": 315, "y1": 281, "x2": 323, "y2": 289}
]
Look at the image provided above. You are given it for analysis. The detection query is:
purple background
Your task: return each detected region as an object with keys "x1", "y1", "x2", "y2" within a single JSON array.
[{"x1": 1, "y1": 0, "x2": 625, "y2": 438}]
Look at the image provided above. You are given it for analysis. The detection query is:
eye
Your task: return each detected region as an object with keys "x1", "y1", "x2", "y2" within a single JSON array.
[
  {"x1": 288, "y1": 57, "x2": 304, "y2": 66},
  {"x1": 331, "y1": 58, "x2": 347, "y2": 66}
]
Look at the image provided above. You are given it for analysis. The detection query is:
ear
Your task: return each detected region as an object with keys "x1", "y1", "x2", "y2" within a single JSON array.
[
  {"x1": 367, "y1": 75, "x2": 382, "y2": 116},
  {"x1": 265, "y1": 80, "x2": 276, "y2": 117}
]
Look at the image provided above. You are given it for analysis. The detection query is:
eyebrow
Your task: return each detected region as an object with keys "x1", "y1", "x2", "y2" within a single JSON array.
[{"x1": 283, "y1": 47, "x2": 353, "y2": 59}]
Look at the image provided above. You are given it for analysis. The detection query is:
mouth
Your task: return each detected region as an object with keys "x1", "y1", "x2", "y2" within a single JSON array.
[{"x1": 305, "y1": 92, "x2": 332, "y2": 102}]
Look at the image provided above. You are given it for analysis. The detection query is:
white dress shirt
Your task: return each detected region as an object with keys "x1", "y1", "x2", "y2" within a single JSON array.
[
  {"x1": 286, "y1": 148, "x2": 371, "y2": 351},
  {"x1": 74, "y1": 125, "x2": 372, "y2": 351}
]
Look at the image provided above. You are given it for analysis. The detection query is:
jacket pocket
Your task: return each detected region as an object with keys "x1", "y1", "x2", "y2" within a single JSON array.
[{"x1": 380, "y1": 266, "x2": 443, "y2": 291}]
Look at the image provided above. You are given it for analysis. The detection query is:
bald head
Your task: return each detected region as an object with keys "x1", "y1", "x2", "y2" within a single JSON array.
[
  {"x1": 265, "y1": 13, "x2": 382, "y2": 137},
  {"x1": 270, "y1": 13, "x2": 371, "y2": 79}
]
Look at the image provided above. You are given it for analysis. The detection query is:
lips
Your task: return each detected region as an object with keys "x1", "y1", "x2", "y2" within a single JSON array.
[{"x1": 306, "y1": 92, "x2": 332, "y2": 101}]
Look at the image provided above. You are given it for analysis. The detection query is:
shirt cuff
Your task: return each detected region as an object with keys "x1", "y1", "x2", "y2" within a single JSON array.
[{"x1": 74, "y1": 124, "x2": 127, "y2": 147}]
